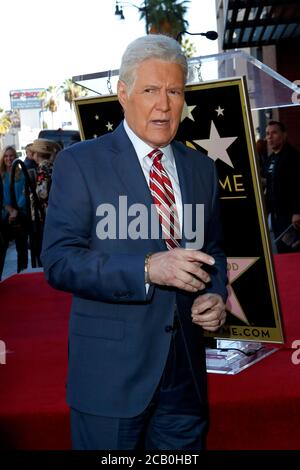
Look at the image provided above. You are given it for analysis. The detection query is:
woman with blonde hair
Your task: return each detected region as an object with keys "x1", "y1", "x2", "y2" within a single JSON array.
[{"x1": 0, "y1": 146, "x2": 28, "y2": 278}]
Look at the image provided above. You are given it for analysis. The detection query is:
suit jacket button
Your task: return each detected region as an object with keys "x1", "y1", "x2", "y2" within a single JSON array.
[{"x1": 165, "y1": 325, "x2": 173, "y2": 333}]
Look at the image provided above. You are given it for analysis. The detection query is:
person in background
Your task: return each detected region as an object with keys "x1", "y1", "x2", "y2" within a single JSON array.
[
  {"x1": 42, "y1": 34, "x2": 227, "y2": 450},
  {"x1": 255, "y1": 138, "x2": 268, "y2": 189},
  {"x1": 24, "y1": 143, "x2": 37, "y2": 171},
  {"x1": 27, "y1": 139, "x2": 60, "y2": 267},
  {"x1": 23, "y1": 143, "x2": 38, "y2": 186},
  {"x1": 30, "y1": 139, "x2": 60, "y2": 213},
  {"x1": 264, "y1": 120, "x2": 300, "y2": 253},
  {"x1": 0, "y1": 146, "x2": 28, "y2": 278}
]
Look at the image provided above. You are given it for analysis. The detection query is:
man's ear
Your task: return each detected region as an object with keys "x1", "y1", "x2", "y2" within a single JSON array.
[{"x1": 117, "y1": 80, "x2": 128, "y2": 110}]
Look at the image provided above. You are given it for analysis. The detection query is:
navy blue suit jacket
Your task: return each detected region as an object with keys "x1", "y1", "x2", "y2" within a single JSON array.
[{"x1": 42, "y1": 122, "x2": 227, "y2": 418}]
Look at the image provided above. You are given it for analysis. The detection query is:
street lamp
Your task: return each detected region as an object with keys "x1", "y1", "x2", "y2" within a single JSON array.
[
  {"x1": 176, "y1": 30, "x2": 218, "y2": 42},
  {"x1": 114, "y1": 1, "x2": 149, "y2": 34}
]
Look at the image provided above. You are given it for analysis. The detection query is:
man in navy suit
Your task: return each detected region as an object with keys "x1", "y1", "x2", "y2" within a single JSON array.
[{"x1": 42, "y1": 34, "x2": 227, "y2": 450}]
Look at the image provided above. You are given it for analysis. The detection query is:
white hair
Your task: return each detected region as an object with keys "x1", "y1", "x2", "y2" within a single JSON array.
[{"x1": 119, "y1": 34, "x2": 188, "y2": 91}]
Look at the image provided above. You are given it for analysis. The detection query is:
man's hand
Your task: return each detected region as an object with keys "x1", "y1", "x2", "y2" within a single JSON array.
[
  {"x1": 191, "y1": 293, "x2": 226, "y2": 331},
  {"x1": 8, "y1": 208, "x2": 18, "y2": 223},
  {"x1": 148, "y1": 247, "x2": 215, "y2": 293}
]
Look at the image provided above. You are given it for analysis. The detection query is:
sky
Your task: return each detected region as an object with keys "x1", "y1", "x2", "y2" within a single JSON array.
[{"x1": 1, "y1": 0, "x2": 218, "y2": 110}]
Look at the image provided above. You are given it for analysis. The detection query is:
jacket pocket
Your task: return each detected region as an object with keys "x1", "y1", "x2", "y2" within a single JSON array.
[{"x1": 71, "y1": 312, "x2": 125, "y2": 341}]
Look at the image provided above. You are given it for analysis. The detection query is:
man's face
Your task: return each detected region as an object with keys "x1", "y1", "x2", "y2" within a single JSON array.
[
  {"x1": 26, "y1": 147, "x2": 34, "y2": 159},
  {"x1": 266, "y1": 124, "x2": 286, "y2": 153},
  {"x1": 118, "y1": 58, "x2": 185, "y2": 148}
]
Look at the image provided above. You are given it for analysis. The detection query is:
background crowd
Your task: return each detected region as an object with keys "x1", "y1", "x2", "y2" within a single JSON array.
[{"x1": 0, "y1": 139, "x2": 60, "y2": 279}]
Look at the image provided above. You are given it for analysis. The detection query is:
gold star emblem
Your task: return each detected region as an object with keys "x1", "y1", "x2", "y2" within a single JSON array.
[{"x1": 226, "y1": 257, "x2": 259, "y2": 324}]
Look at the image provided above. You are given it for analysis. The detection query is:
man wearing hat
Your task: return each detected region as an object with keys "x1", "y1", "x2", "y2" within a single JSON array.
[
  {"x1": 29, "y1": 138, "x2": 61, "y2": 265},
  {"x1": 30, "y1": 138, "x2": 61, "y2": 212}
]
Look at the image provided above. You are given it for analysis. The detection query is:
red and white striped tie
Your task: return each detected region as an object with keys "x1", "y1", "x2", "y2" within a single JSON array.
[{"x1": 148, "y1": 148, "x2": 181, "y2": 250}]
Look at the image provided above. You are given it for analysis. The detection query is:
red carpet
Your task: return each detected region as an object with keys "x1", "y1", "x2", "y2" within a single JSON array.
[
  {"x1": 0, "y1": 273, "x2": 71, "y2": 449},
  {"x1": 273, "y1": 253, "x2": 300, "y2": 347},
  {"x1": 0, "y1": 254, "x2": 300, "y2": 449}
]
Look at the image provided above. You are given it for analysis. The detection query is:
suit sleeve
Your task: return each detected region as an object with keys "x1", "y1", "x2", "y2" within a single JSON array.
[
  {"x1": 41, "y1": 149, "x2": 153, "y2": 303},
  {"x1": 203, "y1": 163, "x2": 228, "y2": 303}
]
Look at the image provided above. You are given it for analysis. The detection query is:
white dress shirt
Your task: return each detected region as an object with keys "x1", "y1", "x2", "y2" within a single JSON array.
[{"x1": 123, "y1": 120, "x2": 183, "y2": 232}]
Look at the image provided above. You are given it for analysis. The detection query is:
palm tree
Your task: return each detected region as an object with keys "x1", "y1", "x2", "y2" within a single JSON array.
[
  {"x1": 181, "y1": 37, "x2": 196, "y2": 57},
  {"x1": 40, "y1": 85, "x2": 61, "y2": 128},
  {"x1": 62, "y1": 79, "x2": 88, "y2": 110},
  {"x1": 140, "y1": 0, "x2": 190, "y2": 39},
  {"x1": 0, "y1": 110, "x2": 12, "y2": 150}
]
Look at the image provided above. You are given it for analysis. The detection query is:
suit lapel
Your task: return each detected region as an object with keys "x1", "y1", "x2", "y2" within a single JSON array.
[
  {"x1": 110, "y1": 125, "x2": 152, "y2": 204},
  {"x1": 172, "y1": 142, "x2": 196, "y2": 248},
  {"x1": 109, "y1": 123, "x2": 165, "y2": 250}
]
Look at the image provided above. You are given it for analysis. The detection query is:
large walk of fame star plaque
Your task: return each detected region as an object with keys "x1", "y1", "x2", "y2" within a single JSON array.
[{"x1": 74, "y1": 77, "x2": 284, "y2": 349}]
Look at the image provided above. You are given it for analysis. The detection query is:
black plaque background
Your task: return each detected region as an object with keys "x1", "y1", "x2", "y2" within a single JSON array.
[{"x1": 75, "y1": 78, "x2": 283, "y2": 343}]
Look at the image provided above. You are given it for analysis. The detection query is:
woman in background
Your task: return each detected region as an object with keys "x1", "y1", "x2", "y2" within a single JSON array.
[{"x1": 0, "y1": 146, "x2": 28, "y2": 279}]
